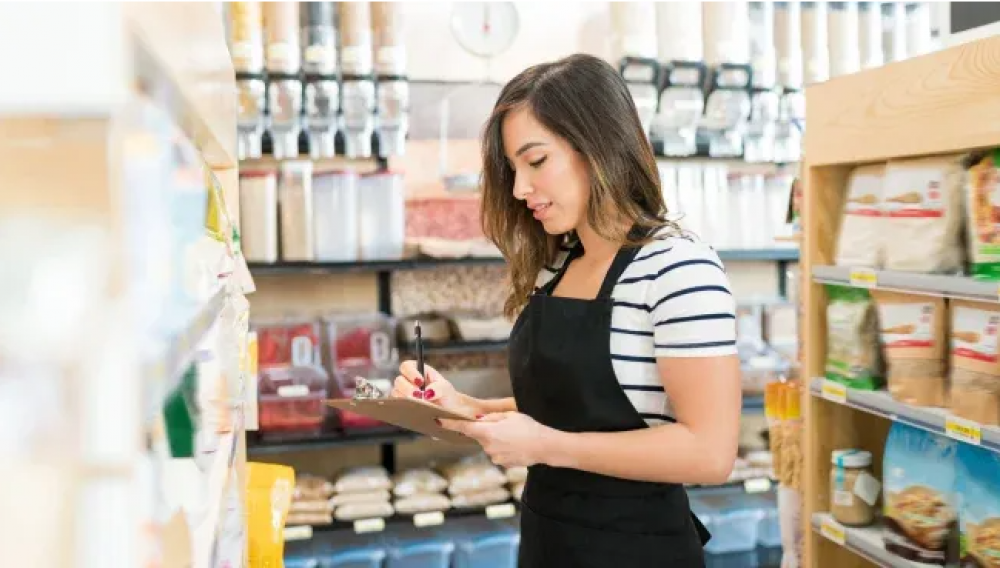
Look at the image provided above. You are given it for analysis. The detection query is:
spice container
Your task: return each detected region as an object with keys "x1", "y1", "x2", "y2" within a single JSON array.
[
  {"x1": 339, "y1": 2, "x2": 374, "y2": 76},
  {"x1": 828, "y1": 2, "x2": 860, "y2": 78},
  {"x1": 228, "y1": 2, "x2": 264, "y2": 74},
  {"x1": 358, "y1": 171, "x2": 405, "y2": 260},
  {"x1": 325, "y1": 312, "x2": 398, "y2": 376},
  {"x1": 703, "y1": 1, "x2": 752, "y2": 66},
  {"x1": 263, "y1": 1, "x2": 301, "y2": 74},
  {"x1": 278, "y1": 161, "x2": 315, "y2": 261},
  {"x1": 254, "y1": 319, "x2": 321, "y2": 370},
  {"x1": 830, "y1": 449, "x2": 880, "y2": 526},
  {"x1": 887, "y1": 2, "x2": 908, "y2": 63},
  {"x1": 312, "y1": 170, "x2": 360, "y2": 262},
  {"x1": 801, "y1": 1, "x2": 830, "y2": 84},
  {"x1": 258, "y1": 366, "x2": 329, "y2": 435},
  {"x1": 611, "y1": 2, "x2": 658, "y2": 61},
  {"x1": 301, "y1": 1, "x2": 337, "y2": 76},
  {"x1": 656, "y1": 2, "x2": 702, "y2": 62},
  {"x1": 372, "y1": 2, "x2": 406, "y2": 77},
  {"x1": 239, "y1": 170, "x2": 278, "y2": 263},
  {"x1": 859, "y1": 2, "x2": 884, "y2": 69}
]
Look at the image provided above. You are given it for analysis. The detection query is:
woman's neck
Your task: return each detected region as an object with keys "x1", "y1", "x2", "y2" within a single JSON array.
[{"x1": 575, "y1": 221, "x2": 626, "y2": 260}]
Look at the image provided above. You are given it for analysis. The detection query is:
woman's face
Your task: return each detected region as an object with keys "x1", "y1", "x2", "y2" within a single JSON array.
[{"x1": 501, "y1": 106, "x2": 591, "y2": 235}]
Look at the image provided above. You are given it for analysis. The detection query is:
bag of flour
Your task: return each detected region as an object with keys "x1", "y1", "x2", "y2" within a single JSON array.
[{"x1": 835, "y1": 164, "x2": 886, "y2": 268}]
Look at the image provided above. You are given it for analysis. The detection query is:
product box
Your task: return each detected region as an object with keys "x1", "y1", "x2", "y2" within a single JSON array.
[{"x1": 957, "y1": 443, "x2": 1000, "y2": 568}]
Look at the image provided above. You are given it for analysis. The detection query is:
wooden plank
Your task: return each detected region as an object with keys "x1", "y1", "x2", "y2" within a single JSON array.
[{"x1": 805, "y1": 36, "x2": 1000, "y2": 166}]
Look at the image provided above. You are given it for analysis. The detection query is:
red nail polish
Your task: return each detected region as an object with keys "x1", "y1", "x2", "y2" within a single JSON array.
[
  {"x1": 412, "y1": 391, "x2": 421, "y2": 398},
  {"x1": 414, "y1": 377, "x2": 423, "y2": 388},
  {"x1": 476, "y1": 414, "x2": 484, "y2": 419},
  {"x1": 424, "y1": 389, "x2": 436, "y2": 399},
  {"x1": 434, "y1": 419, "x2": 441, "y2": 426}
]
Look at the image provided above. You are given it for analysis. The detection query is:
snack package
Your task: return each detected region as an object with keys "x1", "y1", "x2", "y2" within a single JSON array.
[
  {"x1": 246, "y1": 462, "x2": 295, "y2": 568},
  {"x1": 882, "y1": 155, "x2": 966, "y2": 273},
  {"x1": 333, "y1": 501, "x2": 395, "y2": 521},
  {"x1": 333, "y1": 466, "x2": 393, "y2": 494},
  {"x1": 957, "y1": 444, "x2": 1000, "y2": 568},
  {"x1": 825, "y1": 285, "x2": 882, "y2": 390},
  {"x1": 882, "y1": 423, "x2": 960, "y2": 565},
  {"x1": 873, "y1": 291, "x2": 948, "y2": 407},
  {"x1": 394, "y1": 492, "x2": 452, "y2": 515},
  {"x1": 441, "y1": 455, "x2": 507, "y2": 495},
  {"x1": 392, "y1": 468, "x2": 448, "y2": 497},
  {"x1": 450, "y1": 487, "x2": 511, "y2": 509},
  {"x1": 966, "y1": 150, "x2": 1000, "y2": 279},
  {"x1": 329, "y1": 489, "x2": 391, "y2": 507},
  {"x1": 293, "y1": 474, "x2": 335, "y2": 500},
  {"x1": 950, "y1": 300, "x2": 1000, "y2": 426},
  {"x1": 835, "y1": 164, "x2": 886, "y2": 268}
]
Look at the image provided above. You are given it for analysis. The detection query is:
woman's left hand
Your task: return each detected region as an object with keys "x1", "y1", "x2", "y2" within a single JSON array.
[{"x1": 439, "y1": 412, "x2": 561, "y2": 469}]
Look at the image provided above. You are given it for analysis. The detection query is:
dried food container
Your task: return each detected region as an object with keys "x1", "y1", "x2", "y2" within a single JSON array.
[
  {"x1": 300, "y1": 1, "x2": 337, "y2": 76},
  {"x1": 398, "y1": 315, "x2": 452, "y2": 345},
  {"x1": 313, "y1": 170, "x2": 360, "y2": 262},
  {"x1": 447, "y1": 311, "x2": 512, "y2": 342},
  {"x1": 227, "y1": 2, "x2": 264, "y2": 74},
  {"x1": 279, "y1": 161, "x2": 315, "y2": 261},
  {"x1": 263, "y1": 1, "x2": 301, "y2": 74},
  {"x1": 338, "y1": 1, "x2": 374, "y2": 76},
  {"x1": 239, "y1": 170, "x2": 278, "y2": 263},
  {"x1": 358, "y1": 171, "x2": 406, "y2": 261},
  {"x1": 257, "y1": 365, "x2": 328, "y2": 435},
  {"x1": 253, "y1": 318, "x2": 322, "y2": 370},
  {"x1": 372, "y1": 2, "x2": 406, "y2": 76}
]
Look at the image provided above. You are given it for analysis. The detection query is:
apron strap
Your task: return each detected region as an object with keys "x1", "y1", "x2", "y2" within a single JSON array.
[
  {"x1": 596, "y1": 244, "x2": 642, "y2": 300},
  {"x1": 538, "y1": 242, "x2": 584, "y2": 295}
]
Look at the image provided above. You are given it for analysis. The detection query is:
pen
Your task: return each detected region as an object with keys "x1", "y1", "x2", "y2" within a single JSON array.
[{"x1": 414, "y1": 320, "x2": 425, "y2": 394}]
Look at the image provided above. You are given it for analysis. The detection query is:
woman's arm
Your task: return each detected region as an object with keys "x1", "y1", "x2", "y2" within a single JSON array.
[
  {"x1": 544, "y1": 355, "x2": 741, "y2": 485},
  {"x1": 462, "y1": 394, "x2": 518, "y2": 415}
]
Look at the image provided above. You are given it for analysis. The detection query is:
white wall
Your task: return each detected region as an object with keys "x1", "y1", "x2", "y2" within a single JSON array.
[{"x1": 401, "y1": 2, "x2": 613, "y2": 83}]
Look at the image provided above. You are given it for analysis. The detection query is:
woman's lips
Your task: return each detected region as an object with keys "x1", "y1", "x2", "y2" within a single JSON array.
[{"x1": 532, "y1": 203, "x2": 552, "y2": 221}]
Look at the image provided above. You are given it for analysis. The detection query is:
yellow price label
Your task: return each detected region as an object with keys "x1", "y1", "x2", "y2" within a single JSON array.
[
  {"x1": 744, "y1": 477, "x2": 773, "y2": 494},
  {"x1": 413, "y1": 511, "x2": 445, "y2": 528},
  {"x1": 821, "y1": 380, "x2": 848, "y2": 404},
  {"x1": 945, "y1": 416, "x2": 982, "y2": 445},
  {"x1": 849, "y1": 268, "x2": 878, "y2": 288},
  {"x1": 820, "y1": 518, "x2": 846, "y2": 546},
  {"x1": 486, "y1": 503, "x2": 516, "y2": 519},
  {"x1": 282, "y1": 525, "x2": 313, "y2": 541},
  {"x1": 354, "y1": 518, "x2": 386, "y2": 534}
]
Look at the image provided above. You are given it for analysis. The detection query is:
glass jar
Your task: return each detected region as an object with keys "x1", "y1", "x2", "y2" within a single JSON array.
[{"x1": 830, "y1": 449, "x2": 879, "y2": 526}]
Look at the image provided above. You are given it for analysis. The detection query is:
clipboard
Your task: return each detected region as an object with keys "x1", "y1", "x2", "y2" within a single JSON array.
[{"x1": 326, "y1": 398, "x2": 478, "y2": 445}]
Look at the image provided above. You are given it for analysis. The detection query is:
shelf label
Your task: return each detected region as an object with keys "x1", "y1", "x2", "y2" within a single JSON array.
[
  {"x1": 820, "y1": 517, "x2": 846, "y2": 546},
  {"x1": 849, "y1": 268, "x2": 878, "y2": 288},
  {"x1": 413, "y1": 511, "x2": 445, "y2": 528},
  {"x1": 354, "y1": 518, "x2": 386, "y2": 534},
  {"x1": 486, "y1": 503, "x2": 516, "y2": 519},
  {"x1": 283, "y1": 525, "x2": 313, "y2": 541},
  {"x1": 744, "y1": 477, "x2": 773, "y2": 494},
  {"x1": 821, "y1": 380, "x2": 848, "y2": 404},
  {"x1": 945, "y1": 416, "x2": 982, "y2": 445}
]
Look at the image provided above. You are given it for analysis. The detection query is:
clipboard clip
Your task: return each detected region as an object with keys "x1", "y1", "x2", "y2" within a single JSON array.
[{"x1": 353, "y1": 377, "x2": 386, "y2": 400}]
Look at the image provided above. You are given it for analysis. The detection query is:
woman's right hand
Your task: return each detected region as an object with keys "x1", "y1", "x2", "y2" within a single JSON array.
[{"x1": 391, "y1": 360, "x2": 483, "y2": 417}]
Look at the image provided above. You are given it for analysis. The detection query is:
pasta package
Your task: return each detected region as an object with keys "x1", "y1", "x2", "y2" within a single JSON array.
[
  {"x1": 333, "y1": 466, "x2": 393, "y2": 494},
  {"x1": 882, "y1": 423, "x2": 960, "y2": 565},
  {"x1": 957, "y1": 444, "x2": 1000, "y2": 568},
  {"x1": 393, "y1": 468, "x2": 448, "y2": 497},
  {"x1": 949, "y1": 300, "x2": 1000, "y2": 426},
  {"x1": 872, "y1": 291, "x2": 948, "y2": 407},
  {"x1": 825, "y1": 285, "x2": 882, "y2": 390},
  {"x1": 882, "y1": 155, "x2": 966, "y2": 274},
  {"x1": 441, "y1": 456, "x2": 507, "y2": 495},
  {"x1": 966, "y1": 150, "x2": 1000, "y2": 279},
  {"x1": 835, "y1": 164, "x2": 886, "y2": 269}
]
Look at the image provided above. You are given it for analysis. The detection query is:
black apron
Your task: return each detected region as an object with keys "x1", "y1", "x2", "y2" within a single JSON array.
[{"x1": 509, "y1": 240, "x2": 711, "y2": 568}]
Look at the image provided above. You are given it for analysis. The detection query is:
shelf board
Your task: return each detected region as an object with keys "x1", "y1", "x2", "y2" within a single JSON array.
[
  {"x1": 812, "y1": 265, "x2": 1000, "y2": 303},
  {"x1": 249, "y1": 249, "x2": 799, "y2": 277},
  {"x1": 401, "y1": 339, "x2": 509, "y2": 356},
  {"x1": 811, "y1": 513, "x2": 924, "y2": 568},
  {"x1": 246, "y1": 427, "x2": 419, "y2": 456},
  {"x1": 809, "y1": 377, "x2": 1000, "y2": 453}
]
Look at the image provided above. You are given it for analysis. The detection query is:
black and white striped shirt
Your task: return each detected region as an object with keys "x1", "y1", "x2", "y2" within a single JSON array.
[{"x1": 536, "y1": 234, "x2": 738, "y2": 425}]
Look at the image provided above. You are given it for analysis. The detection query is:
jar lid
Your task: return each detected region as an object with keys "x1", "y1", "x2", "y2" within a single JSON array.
[{"x1": 831, "y1": 449, "x2": 872, "y2": 468}]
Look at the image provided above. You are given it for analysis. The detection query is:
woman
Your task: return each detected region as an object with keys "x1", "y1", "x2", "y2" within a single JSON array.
[{"x1": 391, "y1": 53, "x2": 741, "y2": 567}]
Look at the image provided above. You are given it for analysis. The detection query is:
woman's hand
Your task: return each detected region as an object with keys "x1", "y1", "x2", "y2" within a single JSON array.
[
  {"x1": 390, "y1": 360, "x2": 483, "y2": 417},
  {"x1": 439, "y1": 412, "x2": 563, "y2": 469}
]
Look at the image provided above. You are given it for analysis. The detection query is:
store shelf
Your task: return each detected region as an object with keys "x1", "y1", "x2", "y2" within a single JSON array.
[
  {"x1": 401, "y1": 338, "x2": 509, "y2": 356},
  {"x1": 812, "y1": 265, "x2": 1000, "y2": 303},
  {"x1": 719, "y1": 248, "x2": 800, "y2": 262},
  {"x1": 299, "y1": 501, "x2": 521, "y2": 537},
  {"x1": 742, "y1": 394, "x2": 765, "y2": 412},
  {"x1": 811, "y1": 513, "x2": 922, "y2": 568},
  {"x1": 809, "y1": 377, "x2": 1000, "y2": 453},
  {"x1": 246, "y1": 427, "x2": 419, "y2": 456}
]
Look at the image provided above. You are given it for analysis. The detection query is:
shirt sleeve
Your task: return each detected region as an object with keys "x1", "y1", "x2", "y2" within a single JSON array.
[{"x1": 643, "y1": 240, "x2": 738, "y2": 358}]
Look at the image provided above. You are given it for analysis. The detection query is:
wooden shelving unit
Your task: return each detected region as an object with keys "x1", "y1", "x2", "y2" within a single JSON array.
[
  {"x1": 0, "y1": 5, "x2": 252, "y2": 568},
  {"x1": 801, "y1": 35, "x2": 1000, "y2": 567}
]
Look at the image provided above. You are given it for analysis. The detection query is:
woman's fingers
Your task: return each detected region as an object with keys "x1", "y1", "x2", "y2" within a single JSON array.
[
  {"x1": 398, "y1": 359, "x2": 445, "y2": 388},
  {"x1": 391, "y1": 376, "x2": 419, "y2": 398}
]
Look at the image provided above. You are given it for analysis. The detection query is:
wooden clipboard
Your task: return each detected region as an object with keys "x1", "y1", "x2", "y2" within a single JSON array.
[{"x1": 326, "y1": 398, "x2": 478, "y2": 445}]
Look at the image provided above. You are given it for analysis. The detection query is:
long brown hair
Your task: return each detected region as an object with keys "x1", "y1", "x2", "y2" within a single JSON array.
[{"x1": 480, "y1": 53, "x2": 680, "y2": 318}]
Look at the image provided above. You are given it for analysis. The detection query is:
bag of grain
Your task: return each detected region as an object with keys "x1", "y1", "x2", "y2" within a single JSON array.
[
  {"x1": 825, "y1": 285, "x2": 882, "y2": 390},
  {"x1": 950, "y1": 300, "x2": 1000, "y2": 426},
  {"x1": 872, "y1": 291, "x2": 948, "y2": 407},
  {"x1": 835, "y1": 164, "x2": 885, "y2": 269},
  {"x1": 965, "y1": 150, "x2": 1000, "y2": 279},
  {"x1": 883, "y1": 155, "x2": 965, "y2": 273}
]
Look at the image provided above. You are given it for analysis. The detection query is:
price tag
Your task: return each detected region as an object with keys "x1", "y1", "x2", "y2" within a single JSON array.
[
  {"x1": 485, "y1": 503, "x2": 516, "y2": 520},
  {"x1": 413, "y1": 511, "x2": 445, "y2": 528},
  {"x1": 283, "y1": 525, "x2": 313, "y2": 541},
  {"x1": 849, "y1": 268, "x2": 878, "y2": 288},
  {"x1": 744, "y1": 477, "x2": 773, "y2": 494},
  {"x1": 820, "y1": 517, "x2": 846, "y2": 546},
  {"x1": 945, "y1": 416, "x2": 982, "y2": 445},
  {"x1": 353, "y1": 518, "x2": 386, "y2": 534},
  {"x1": 821, "y1": 380, "x2": 848, "y2": 404}
]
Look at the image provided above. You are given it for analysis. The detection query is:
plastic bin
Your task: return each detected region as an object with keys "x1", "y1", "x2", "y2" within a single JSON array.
[
  {"x1": 383, "y1": 525, "x2": 455, "y2": 568},
  {"x1": 258, "y1": 365, "x2": 329, "y2": 435},
  {"x1": 744, "y1": 491, "x2": 781, "y2": 548},
  {"x1": 255, "y1": 318, "x2": 323, "y2": 369},
  {"x1": 446, "y1": 517, "x2": 520, "y2": 568},
  {"x1": 284, "y1": 530, "x2": 387, "y2": 568},
  {"x1": 689, "y1": 489, "x2": 764, "y2": 555}
]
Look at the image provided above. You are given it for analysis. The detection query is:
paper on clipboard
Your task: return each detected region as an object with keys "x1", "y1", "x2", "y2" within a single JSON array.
[{"x1": 326, "y1": 397, "x2": 478, "y2": 445}]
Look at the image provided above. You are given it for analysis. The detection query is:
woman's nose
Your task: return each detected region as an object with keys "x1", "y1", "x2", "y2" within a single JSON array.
[{"x1": 512, "y1": 172, "x2": 531, "y2": 200}]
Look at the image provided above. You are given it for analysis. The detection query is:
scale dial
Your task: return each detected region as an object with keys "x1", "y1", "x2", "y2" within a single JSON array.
[{"x1": 449, "y1": 2, "x2": 520, "y2": 59}]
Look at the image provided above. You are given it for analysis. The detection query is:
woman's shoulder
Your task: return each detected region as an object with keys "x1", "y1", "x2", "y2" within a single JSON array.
[{"x1": 632, "y1": 232, "x2": 725, "y2": 270}]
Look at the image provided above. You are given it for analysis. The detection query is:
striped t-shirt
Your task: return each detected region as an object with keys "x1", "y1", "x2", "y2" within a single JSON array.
[{"x1": 536, "y1": 233, "x2": 738, "y2": 425}]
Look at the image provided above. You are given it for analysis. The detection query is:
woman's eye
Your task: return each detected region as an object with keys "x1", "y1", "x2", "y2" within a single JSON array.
[{"x1": 529, "y1": 156, "x2": 547, "y2": 168}]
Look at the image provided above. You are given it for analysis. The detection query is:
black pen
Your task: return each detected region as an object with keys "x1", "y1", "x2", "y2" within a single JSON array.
[{"x1": 414, "y1": 320, "x2": 425, "y2": 394}]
